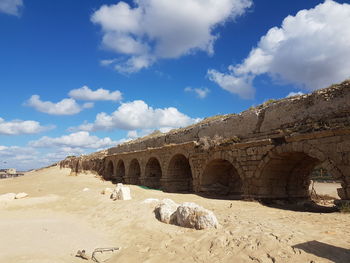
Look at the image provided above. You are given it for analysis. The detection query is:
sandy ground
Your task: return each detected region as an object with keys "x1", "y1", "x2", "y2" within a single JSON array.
[{"x1": 0, "y1": 166, "x2": 349, "y2": 263}]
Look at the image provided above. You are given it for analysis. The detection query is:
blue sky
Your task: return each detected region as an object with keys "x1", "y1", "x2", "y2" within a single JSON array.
[{"x1": 0, "y1": 0, "x2": 350, "y2": 170}]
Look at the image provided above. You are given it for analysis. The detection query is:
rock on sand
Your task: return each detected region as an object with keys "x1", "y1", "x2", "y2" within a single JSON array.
[
  {"x1": 154, "y1": 198, "x2": 178, "y2": 224},
  {"x1": 111, "y1": 183, "x2": 131, "y2": 201},
  {"x1": 154, "y1": 199, "x2": 218, "y2": 229},
  {"x1": 15, "y1": 192, "x2": 28, "y2": 199},
  {"x1": 0, "y1": 193, "x2": 16, "y2": 202},
  {"x1": 176, "y1": 202, "x2": 219, "y2": 230}
]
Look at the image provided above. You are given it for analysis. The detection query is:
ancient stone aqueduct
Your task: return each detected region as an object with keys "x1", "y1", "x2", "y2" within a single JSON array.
[{"x1": 61, "y1": 81, "x2": 350, "y2": 201}]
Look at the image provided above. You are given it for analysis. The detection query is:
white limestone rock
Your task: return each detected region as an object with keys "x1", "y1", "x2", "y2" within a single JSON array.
[
  {"x1": 110, "y1": 183, "x2": 123, "y2": 199},
  {"x1": 0, "y1": 193, "x2": 16, "y2": 202},
  {"x1": 117, "y1": 186, "x2": 131, "y2": 200},
  {"x1": 154, "y1": 199, "x2": 179, "y2": 224},
  {"x1": 82, "y1": 188, "x2": 90, "y2": 192},
  {"x1": 176, "y1": 202, "x2": 219, "y2": 230},
  {"x1": 15, "y1": 192, "x2": 28, "y2": 199},
  {"x1": 111, "y1": 184, "x2": 131, "y2": 201}
]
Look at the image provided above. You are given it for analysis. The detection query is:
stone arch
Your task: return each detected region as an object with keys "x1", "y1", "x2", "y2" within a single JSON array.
[
  {"x1": 144, "y1": 157, "x2": 162, "y2": 189},
  {"x1": 166, "y1": 154, "x2": 193, "y2": 192},
  {"x1": 128, "y1": 158, "x2": 141, "y2": 184},
  {"x1": 254, "y1": 143, "x2": 344, "y2": 199},
  {"x1": 204, "y1": 150, "x2": 245, "y2": 180},
  {"x1": 115, "y1": 159, "x2": 125, "y2": 183},
  {"x1": 200, "y1": 158, "x2": 242, "y2": 197},
  {"x1": 105, "y1": 160, "x2": 114, "y2": 180}
]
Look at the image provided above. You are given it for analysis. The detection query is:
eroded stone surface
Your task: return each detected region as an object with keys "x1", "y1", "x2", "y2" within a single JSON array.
[
  {"x1": 154, "y1": 199, "x2": 178, "y2": 224},
  {"x1": 176, "y1": 202, "x2": 219, "y2": 230}
]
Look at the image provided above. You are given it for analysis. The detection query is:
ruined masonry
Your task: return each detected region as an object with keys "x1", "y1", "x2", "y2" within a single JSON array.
[{"x1": 60, "y1": 80, "x2": 350, "y2": 201}]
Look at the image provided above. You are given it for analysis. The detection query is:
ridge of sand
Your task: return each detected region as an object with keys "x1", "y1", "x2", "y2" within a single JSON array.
[{"x1": 0, "y1": 166, "x2": 349, "y2": 262}]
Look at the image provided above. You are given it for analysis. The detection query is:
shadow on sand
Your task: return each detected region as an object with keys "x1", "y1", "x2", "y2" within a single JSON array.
[
  {"x1": 293, "y1": 240, "x2": 350, "y2": 263},
  {"x1": 260, "y1": 199, "x2": 339, "y2": 213}
]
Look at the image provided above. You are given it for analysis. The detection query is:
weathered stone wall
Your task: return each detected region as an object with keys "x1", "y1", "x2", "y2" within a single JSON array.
[
  {"x1": 60, "y1": 80, "x2": 350, "y2": 200},
  {"x1": 108, "y1": 80, "x2": 350, "y2": 154}
]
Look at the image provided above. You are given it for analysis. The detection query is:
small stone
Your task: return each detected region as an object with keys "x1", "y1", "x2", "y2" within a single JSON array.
[
  {"x1": 82, "y1": 188, "x2": 90, "y2": 192},
  {"x1": 0, "y1": 193, "x2": 16, "y2": 202},
  {"x1": 15, "y1": 192, "x2": 28, "y2": 199}
]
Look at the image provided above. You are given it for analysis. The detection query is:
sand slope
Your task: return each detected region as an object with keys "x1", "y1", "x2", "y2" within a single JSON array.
[{"x1": 0, "y1": 166, "x2": 349, "y2": 263}]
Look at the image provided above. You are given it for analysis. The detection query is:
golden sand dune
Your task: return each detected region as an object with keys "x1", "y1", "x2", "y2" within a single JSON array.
[{"x1": 0, "y1": 166, "x2": 349, "y2": 262}]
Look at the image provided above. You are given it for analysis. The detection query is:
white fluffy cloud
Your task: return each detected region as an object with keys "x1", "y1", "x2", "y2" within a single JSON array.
[
  {"x1": 0, "y1": 146, "x2": 42, "y2": 170},
  {"x1": 0, "y1": 0, "x2": 23, "y2": 16},
  {"x1": 68, "y1": 86, "x2": 122, "y2": 101},
  {"x1": 209, "y1": 0, "x2": 350, "y2": 98},
  {"x1": 91, "y1": 0, "x2": 252, "y2": 73},
  {"x1": 29, "y1": 131, "x2": 117, "y2": 149},
  {"x1": 26, "y1": 95, "x2": 94, "y2": 115},
  {"x1": 0, "y1": 117, "x2": 52, "y2": 135},
  {"x1": 0, "y1": 132, "x2": 117, "y2": 170},
  {"x1": 0, "y1": 145, "x2": 86, "y2": 171},
  {"x1": 185, "y1": 87, "x2": 210, "y2": 99},
  {"x1": 74, "y1": 100, "x2": 201, "y2": 131}
]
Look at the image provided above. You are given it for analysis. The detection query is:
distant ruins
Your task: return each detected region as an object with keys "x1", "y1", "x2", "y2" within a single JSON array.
[
  {"x1": 0, "y1": 168, "x2": 24, "y2": 179},
  {"x1": 60, "y1": 80, "x2": 350, "y2": 201}
]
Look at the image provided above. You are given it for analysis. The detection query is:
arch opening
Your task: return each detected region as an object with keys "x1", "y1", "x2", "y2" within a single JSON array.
[
  {"x1": 128, "y1": 159, "x2": 141, "y2": 184},
  {"x1": 105, "y1": 160, "x2": 114, "y2": 180},
  {"x1": 166, "y1": 154, "x2": 192, "y2": 192},
  {"x1": 145, "y1": 157, "x2": 162, "y2": 189},
  {"x1": 310, "y1": 163, "x2": 341, "y2": 200},
  {"x1": 201, "y1": 159, "x2": 242, "y2": 197},
  {"x1": 115, "y1": 160, "x2": 125, "y2": 183},
  {"x1": 258, "y1": 152, "x2": 321, "y2": 199}
]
